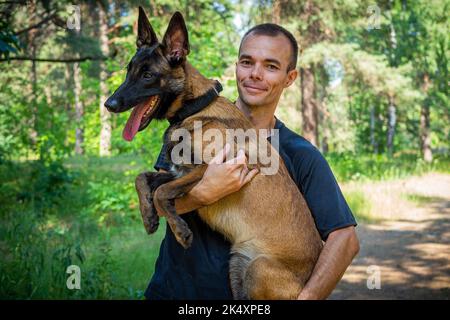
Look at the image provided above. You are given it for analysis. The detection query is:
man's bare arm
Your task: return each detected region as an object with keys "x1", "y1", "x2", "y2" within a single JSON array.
[{"x1": 297, "y1": 225, "x2": 360, "y2": 300}]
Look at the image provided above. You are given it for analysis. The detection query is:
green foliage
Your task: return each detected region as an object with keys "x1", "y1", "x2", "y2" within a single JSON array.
[
  {"x1": 0, "y1": 20, "x2": 21, "y2": 60},
  {"x1": 0, "y1": 0, "x2": 448, "y2": 300},
  {"x1": 0, "y1": 155, "x2": 164, "y2": 299},
  {"x1": 342, "y1": 190, "x2": 376, "y2": 223},
  {"x1": 326, "y1": 151, "x2": 450, "y2": 183}
]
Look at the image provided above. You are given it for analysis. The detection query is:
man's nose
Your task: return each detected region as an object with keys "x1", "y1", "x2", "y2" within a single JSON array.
[{"x1": 250, "y1": 64, "x2": 263, "y2": 81}]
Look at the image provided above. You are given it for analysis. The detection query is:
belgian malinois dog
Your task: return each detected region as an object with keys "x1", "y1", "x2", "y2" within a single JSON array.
[{"x1": 105, "y1": 7, "x2": 323, "y2": 299}]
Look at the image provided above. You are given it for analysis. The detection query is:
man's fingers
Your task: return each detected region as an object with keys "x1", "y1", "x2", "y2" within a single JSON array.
[
  {"x1": 239, "y1": 163, "x2": 250, "y2": 183},
  {"x1": 242, "y1": 168, "x2": 259, "y2": 186},
  {"x1": 236, "y1": 149, "x2": 247, "y2": 164},
  {"x1": 210, "y1": 143, "x2": 230, "y2": 164},
  {"x1": 224, "y1": 148, "x2": 246, "y2": 165}
]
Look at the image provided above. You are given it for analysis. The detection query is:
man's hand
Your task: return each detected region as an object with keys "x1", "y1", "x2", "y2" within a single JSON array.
[
  {"x1": 191, "y1": 143, "x2": 259, "y2": 206},
  {"x1": 156, "y1": 144, "x2": 259, "y2": 216}
]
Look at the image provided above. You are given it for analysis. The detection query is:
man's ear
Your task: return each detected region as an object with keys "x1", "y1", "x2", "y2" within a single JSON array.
[
  {"x1": 161, "y1": 11, "x2": 190, "y2": 65},
  {"x1": 285, "y1": 69, "x2": 298, "y2": 88},
  {"x1": 136, "y1": 6, "x2": 158, "y2": 48}
]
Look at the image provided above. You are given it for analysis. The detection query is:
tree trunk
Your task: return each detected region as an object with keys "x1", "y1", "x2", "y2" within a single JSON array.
[
  {"x1": 322, "y1": 135, "x2": 329, "y2": 154},
  {"x1": 72, "y1": 18, "x2": 84, "y2": 156},
  {"x1": 298, "y1": 0, "x2": 322, "y2": 148},
  {"x1": 420, "y1": 105, "x2": 432, "y2": 162},
  {"x1": 31, "y1": 58, "x2": 37, "y2": 140},
  {"x1": 149, "y1": 0, "x2": 160, "y2": 17},
  {"x1": 386, "y1": 95, "x2": 396, "y2": 156},
  {"x1": 386, "y1": 1, "x2": 398, "y2": 157},
  {"x1": 27, "y1": 0, "x2": 38, "y2": 152},
  {"x1": 420, "y1": 73, "x2": 433, "y2": 162},
  {"x1": 272, "y1": 0, "x2": 281, "y2": 24},
  {"x1": 73, "y1": 60, "x2": 84, "y2": 155},
  {"x1": 301, "y1": 67, "x2": 318, "y2": 146},
  {"x1": 370, "y1": 105, "x2": 378, "y2": 153},
  {"x1": 316, "y1": 96, "x2": 329, "y2": 153},
  {"x1": 386, "y1": 0, "x2": 397, "y2": 156},
  {"x1": 98, "y1": 1, "x2": 111, "y2": 157},
  {"x1": 65, "y1": 64, "x2": 72, "y2": 112},
  {"x1": 388, "y1": 15, "x2": 397, "y2": 65}
]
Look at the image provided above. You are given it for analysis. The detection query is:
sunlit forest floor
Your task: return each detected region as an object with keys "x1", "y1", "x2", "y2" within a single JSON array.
[
  {"x1": 0, "y1": 154, "x2": 449, "y2": 299},
  {"x1": 332, "y1": 173, "x2": 450, "y2": 299}
]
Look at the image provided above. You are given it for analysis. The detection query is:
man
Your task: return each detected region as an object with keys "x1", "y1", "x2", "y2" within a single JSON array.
[{"x1": 145, "y1": 23, "x2": 359, "y2": 300}]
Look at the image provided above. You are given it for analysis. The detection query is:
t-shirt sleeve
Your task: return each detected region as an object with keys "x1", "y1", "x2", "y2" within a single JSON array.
[
  {"x1": 154, "y1": 143, "x2": 172, "y2": 172},
  {"x1": 293, "y1": 147, "x2": 357, "y2": 241}
]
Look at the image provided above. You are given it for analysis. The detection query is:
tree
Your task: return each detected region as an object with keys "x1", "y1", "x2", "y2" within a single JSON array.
[
  {"x1": 98, "y1": 0, "x2": 111, "y2": 156},
  {"x1": 73, "y1": 42, "x2": 84, "y2": 154}
]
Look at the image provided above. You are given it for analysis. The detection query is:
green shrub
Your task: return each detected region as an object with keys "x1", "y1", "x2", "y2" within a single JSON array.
[
  {"x1": 326, "y1": 151, "x2": 450, "y2": 182},
  {"x1": 0, "y1": 155, "x2": 163, "y2": 299}
]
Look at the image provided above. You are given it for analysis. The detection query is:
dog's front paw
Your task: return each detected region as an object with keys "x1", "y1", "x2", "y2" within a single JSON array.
[
  {"x1": 140, "y1": 196, "x2": 159, "y2": 234},
  {"x1": 173, "y1": 219, "x2": 193, "y2": 249}
]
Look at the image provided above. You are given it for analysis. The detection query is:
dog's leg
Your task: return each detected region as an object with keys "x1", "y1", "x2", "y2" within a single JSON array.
[
  {"x1": 245, "y1": 256, "x2": 303, "y2": 300},
  {"x1": 153, "y1": 165, "x2": 207, "y2": 249},
  {"x1": 229, "y1": 252, "x2": 251, "y2": 300},
  {"x1": 135, "y1": 171, "x2": 175, "y2": 234}
]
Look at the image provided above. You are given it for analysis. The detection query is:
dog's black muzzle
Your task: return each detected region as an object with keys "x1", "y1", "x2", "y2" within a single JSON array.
[
  {"x1": 104, "y1": 81, "x2": 164, "y2": 113},
  {"x1": 104, "y1": 96, "x2": 122, "y2": 112}
]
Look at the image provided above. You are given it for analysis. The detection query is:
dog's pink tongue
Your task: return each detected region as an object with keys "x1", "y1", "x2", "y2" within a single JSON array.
[{"x1": 122, "y1": 101, "x2": 148, "y2": 141}]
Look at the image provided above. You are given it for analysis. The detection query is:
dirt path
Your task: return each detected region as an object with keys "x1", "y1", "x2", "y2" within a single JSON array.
[{"x1": 329, "y1": 173, "x2": 450, "y2": 299}]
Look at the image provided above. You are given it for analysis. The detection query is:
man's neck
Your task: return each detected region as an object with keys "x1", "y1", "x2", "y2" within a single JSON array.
[{"x1": 235, "y1": 97, "x2": 277, "y2": 131}]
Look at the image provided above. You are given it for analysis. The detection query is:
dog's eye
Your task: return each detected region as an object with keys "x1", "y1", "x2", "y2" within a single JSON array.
[{"x1": 143, "y1": 72, "x2": 154, "y2": 79}]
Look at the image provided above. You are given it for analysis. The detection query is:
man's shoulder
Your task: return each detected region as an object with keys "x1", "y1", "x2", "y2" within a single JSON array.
[{"x1": 276, "y1": 118, "x2": 324, "y2": 164}]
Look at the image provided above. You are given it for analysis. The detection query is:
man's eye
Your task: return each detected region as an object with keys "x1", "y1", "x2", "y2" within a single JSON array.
[
  {"x1": 267, "y1": 65, "x2": 278, "y2": 70},
  {"x1": 240, "y1": 60, "x2": 251, "y2": 65}
]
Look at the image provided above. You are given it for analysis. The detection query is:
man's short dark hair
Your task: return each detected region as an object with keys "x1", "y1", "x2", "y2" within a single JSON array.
[{"x1": 239, "y1": 23, "x2": 298, "y2": 72}]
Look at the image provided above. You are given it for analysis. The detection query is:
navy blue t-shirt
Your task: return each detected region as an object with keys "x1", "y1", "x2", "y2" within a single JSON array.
[{"x1": 145, "y1": 117, "x2": 357, "y2": 300}]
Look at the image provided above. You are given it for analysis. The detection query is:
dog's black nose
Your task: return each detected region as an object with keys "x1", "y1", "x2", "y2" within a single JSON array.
[{"x1": 104, "y1": 98, "x2": 119, "y2": 111}]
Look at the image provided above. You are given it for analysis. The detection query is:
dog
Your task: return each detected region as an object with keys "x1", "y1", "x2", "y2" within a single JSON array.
[{"x1": 104, "y1": 7, "x2": 323, "y2": 299}]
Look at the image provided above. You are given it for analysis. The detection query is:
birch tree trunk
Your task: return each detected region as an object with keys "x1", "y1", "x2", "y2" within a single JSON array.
[
  {"x1": 386, "y1": 95, "x2": 396, "y2": 156},
  {"x1": 98, "y1": 1, "x2": 111, "y2": 156},
  {"x1": 386, "y1": 1, "x2": 398, "y2": 157}
]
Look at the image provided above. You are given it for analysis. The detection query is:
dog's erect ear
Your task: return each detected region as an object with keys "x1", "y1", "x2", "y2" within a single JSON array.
[
  {"x1": 137, "y1": 6, "x2": 158, "y2": 48},
  {"x1": 161, "y1": 11, "x2": 190, "y2": 65}
]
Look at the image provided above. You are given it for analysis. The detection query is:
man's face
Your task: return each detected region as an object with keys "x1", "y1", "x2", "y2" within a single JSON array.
[{"x1": 236, "y1": 33, "x2": 297, "y2": 108}]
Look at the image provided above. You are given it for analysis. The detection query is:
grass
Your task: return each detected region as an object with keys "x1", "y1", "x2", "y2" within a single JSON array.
[
  {"x1": 342, "y1": 190, "x2": 380, "y2": 224},
  {"x1": 326, "y1": 152, "x2": 450, "y2": 183},
  {"x1": 403, "y1": 193, "x2": 444, "y2": 206},
  {"x1": 0, "y1": 154, "x2": 165, "y2": 299}
]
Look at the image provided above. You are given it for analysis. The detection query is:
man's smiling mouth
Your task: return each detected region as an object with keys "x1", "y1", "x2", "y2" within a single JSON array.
[{"x1": 243, "y1": 84, "x2": 268, "y2": 93}]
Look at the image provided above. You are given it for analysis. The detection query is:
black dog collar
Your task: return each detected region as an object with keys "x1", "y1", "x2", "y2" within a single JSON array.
[{"x1": 168, "y1": 80, "x2": 223, "y2": 125}]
